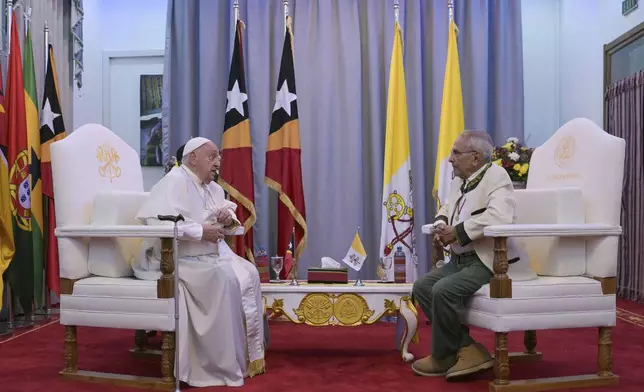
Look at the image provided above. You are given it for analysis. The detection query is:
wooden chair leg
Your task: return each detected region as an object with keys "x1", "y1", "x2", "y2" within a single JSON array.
[
  {"x1": 493, "y1": 332, "x2": 510, "y2": 386},
  {"x1": 134, "y1": 330, "x2": 148, "y2": 352},
  {"x1": 524, "y1": 330, "x2": 536, "y2": 354},
  {"x1": 598, "y1": 327, "x2": 613, "y2": 377},
  {"x1": 161, "y1": 331, "x2": 176, "y2": 383},
  {"x1": 63, "y1": 325, "x2": 78, "y2": 373}
]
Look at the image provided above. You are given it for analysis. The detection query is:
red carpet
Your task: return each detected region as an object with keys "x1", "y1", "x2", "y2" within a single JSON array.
[{"x1": 1, "y1": 298, "x2": 643, "y2": 392}]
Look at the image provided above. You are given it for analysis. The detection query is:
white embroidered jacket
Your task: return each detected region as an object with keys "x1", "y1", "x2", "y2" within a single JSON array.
[{"x1": 436, "y1": 163, "x2": 537, "y2": 281}]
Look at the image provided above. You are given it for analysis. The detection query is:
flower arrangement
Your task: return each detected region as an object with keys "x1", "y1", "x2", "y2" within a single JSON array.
[{"x1": 492, "y1": 137, "x2": 534, "y2": 184}]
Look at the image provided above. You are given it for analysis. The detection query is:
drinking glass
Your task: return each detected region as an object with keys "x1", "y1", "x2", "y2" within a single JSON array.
[
  {"x1": 271, "y1": 256, "x2": 284, "y2": 283},
  {"x1": 379, "y1": 256, "x2": 393, "y2": 282}
]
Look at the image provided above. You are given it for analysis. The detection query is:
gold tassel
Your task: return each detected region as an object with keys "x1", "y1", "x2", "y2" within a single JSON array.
[{"x1": 248, "y1": 357, "x2": 266, "y2": 377}]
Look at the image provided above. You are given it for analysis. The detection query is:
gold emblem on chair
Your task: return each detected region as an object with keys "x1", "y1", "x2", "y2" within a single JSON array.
[
  {"x1": 294, "y1": 293, "x2": 334, "y2": 325},
  {"x1": 554, "y1": 136, "x2": 576, "y2": 168},
  {"x1": 96, "y1": 144, "x2": 122, "y2": 182}
]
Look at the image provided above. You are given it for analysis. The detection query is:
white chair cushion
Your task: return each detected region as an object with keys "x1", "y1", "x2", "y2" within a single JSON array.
[
  {"x1": 60, "y1": 277, "x2": 174, "y2": 331},
  {"x1": 87, "y1": 191, "x2": 149, "y2": 278},
  {"x1": 513, "y1": 188, "x2": 586, "y2": 276},
  {"x1": 465, "y1": 276, "x2": 615, "y2": 332}
]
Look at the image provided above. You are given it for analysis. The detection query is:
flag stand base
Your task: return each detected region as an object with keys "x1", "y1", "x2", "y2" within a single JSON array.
[
  {"x1": 288, "y1": 278, "x2": 300, "y2": 286},
  {"x1": 354, "y1": 279, "x2": 365, "y2": 287}
]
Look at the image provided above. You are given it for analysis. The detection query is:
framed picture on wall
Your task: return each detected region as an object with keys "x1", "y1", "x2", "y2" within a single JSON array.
[{"x1": 139, "y1": 74, "x2": 163, "y2": 167}]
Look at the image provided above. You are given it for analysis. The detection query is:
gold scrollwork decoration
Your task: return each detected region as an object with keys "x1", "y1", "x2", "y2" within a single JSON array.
[{"x1": 97, "y1": 144, "x2": 122, "y2": 182}]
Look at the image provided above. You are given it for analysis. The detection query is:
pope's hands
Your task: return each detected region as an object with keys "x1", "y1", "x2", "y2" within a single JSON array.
[
  {"x1": 215, "y1": 209, "x2": 234, "y2": 227},
  {"x1": 202, "y1": 224, "x2": 225, "y2": 243}
]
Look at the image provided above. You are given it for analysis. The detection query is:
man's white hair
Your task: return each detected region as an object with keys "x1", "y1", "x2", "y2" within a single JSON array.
[{"x1": 460, "y1": 130, "x2": 494, "y2": 162}]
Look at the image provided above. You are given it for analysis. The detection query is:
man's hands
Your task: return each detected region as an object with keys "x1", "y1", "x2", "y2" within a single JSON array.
[
  {"x1": 433, "y1": 225, "x2": 457, "y2": 247},
  {"x1": 215, "y1": 209, "x2": 234, "y2": 227},
  {"x1": 202, "y1": 224, "x2": 225, "y2": 243}
]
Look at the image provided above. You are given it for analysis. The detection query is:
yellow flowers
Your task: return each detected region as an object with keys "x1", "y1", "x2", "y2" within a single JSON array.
[
  {"x1": 512, "y1": 163, "x2": 529, "y2": 176},
  {"x1": 493, "y1": 159, "x2": 502, "y2": 166}
]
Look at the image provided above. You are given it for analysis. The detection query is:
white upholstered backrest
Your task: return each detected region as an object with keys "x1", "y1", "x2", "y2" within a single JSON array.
[
  {"x1": 51, "y1": 124, "x2": 144, "y2": 279},
  {"x1": 526, "y1": 118, "x2": 625, "y2": 278}
]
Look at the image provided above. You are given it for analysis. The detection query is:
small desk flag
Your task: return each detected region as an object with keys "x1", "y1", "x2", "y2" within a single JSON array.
[{"x1": 342, "y1": 232, "x2": 367, "y2": 272}]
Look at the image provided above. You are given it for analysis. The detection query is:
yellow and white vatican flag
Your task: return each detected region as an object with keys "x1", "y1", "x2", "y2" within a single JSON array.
[
  {"x1": 379, "y1": 22, "x2": 417, "y2": 283},
  {"x1": 434, "y1": 18, "x2": 464, "y2": 208},
  {"x1": 342, "y1": 231, "x2": 367, "y2": 272}
]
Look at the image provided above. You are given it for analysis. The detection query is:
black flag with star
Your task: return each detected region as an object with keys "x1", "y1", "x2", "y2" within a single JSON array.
[{"x1": 39, "y1": 44, "x2": 65, "y2": 296}]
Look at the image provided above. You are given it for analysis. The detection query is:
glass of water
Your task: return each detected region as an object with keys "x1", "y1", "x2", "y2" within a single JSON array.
[
  {"x1": 271, "y1": 256, "x2": 284, "y2": 283},
  {"x1": 379, "y1": 256, "x2": 393, "y2": 282}
]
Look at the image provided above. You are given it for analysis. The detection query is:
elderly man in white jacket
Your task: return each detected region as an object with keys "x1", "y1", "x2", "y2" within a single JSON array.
[{"x1": 412, "y1": 131, "x2": 536, "y2": 380}]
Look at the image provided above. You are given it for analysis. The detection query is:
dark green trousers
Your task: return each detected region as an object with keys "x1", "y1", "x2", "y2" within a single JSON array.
[{"x1": 412, "y1": 252, "x2": 493, "y2": 360}]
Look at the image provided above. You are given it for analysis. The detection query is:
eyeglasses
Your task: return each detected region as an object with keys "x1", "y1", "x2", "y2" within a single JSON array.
[{"x1": 451, "y1": 150, "x2": 477, "y2": 157}]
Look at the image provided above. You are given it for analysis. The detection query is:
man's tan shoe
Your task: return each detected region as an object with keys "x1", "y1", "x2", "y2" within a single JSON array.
[
  {"x1": 411, "y1": 355, "x2": 457, "y2": 377},
  {"x1": 445, "y1": 342, "x2": 494, "y2": 380}
]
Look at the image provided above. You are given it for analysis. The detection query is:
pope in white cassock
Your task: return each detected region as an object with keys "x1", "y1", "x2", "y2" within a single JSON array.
[{"x1": 133, "y1": 137, "x2": 266, "y2": 387}]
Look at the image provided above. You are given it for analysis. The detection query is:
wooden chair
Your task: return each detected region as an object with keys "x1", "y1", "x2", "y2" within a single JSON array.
[{"x1": 52, "y1": 124, "x2": 179, "y2": 389}]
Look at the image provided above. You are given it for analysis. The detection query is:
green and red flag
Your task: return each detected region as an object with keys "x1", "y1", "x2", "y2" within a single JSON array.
[
  {"x1": 40, "y1": 43, "x2": 66, "y2": 296},
  {"x1": 264, "y1": 18, "x2": 307, "y2": 279},
  {"x1": 6, "y1": 12, "x2": 35, "y2": 315},
  {"x1": 219, "y1": 19, "x2": 256, "y2": 263}
]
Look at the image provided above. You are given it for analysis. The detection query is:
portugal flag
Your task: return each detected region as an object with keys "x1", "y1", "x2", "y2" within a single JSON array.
[
  {"x1": 265, "y1": 18, "x2": 307, "y2": 279},
  {"x1": 40, "y1": 43, "x2": 66, "y2": 296},
  {"x1": 219, "y1": 19, "x2": 256, "y2": 264},
  {"x1": 6, "y1": 11, "x2": 35, "y2": 316}
]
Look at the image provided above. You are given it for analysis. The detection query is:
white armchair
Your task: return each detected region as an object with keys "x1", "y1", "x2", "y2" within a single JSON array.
[
  {"x1": 424, "y1": 118, "x2": 624, "y2": 391},
  {"x1": 51, "y1": 124, "x2": 180, "y2": 389}
]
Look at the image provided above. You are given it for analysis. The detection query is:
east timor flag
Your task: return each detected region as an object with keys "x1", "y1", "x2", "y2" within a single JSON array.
[
  {"x1": 24, "y1": 25, "x2": 45, "y2": 308},
  {"x1": 219, "y1": 19, "x2": 256, "y2": 264},
  {"x1": 264, "y1": 18, "x2": 307, "y2": 278},
  {"x1": 40, "y1": 43, "x2": 66, "y2": 296},
  {"x1": 6, "y1": 12, "x2": 35, "y2": 315}
]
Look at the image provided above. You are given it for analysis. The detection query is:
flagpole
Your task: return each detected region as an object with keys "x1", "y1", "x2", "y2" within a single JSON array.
[
  {"x1": 394, "y1": 0, "x2": 400, "y2": 24},
  {"x1": 283, "y1": 0, "x2": 288, "y2": 34},
  {"x1": 43, "y1": 21, "x2": 52, "y2": 320},
  {"x1": 233, "y1": 0, "x2": 239, "y2": 23},
  {"x1": 7, "y1": 1, "x2": 13, "y2": 55},
  {"x1": 448, "y1": 0, "x2": 454, "y2": 21}
]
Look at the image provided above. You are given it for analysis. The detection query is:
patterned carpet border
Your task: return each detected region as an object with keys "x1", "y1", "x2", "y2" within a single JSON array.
[{"x1": 617, "y1": 307, "x2": 644, "y2": 328}]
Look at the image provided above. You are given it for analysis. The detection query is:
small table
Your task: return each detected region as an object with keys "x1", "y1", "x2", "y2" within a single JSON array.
[{"x1": 262, "y1": 280, "x2": 419, "y2": 362}]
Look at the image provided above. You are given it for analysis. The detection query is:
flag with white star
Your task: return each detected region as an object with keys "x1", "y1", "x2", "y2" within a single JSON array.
[
  {"x1": 38, "y1": 43, "x2": 66, "y2": 296},
  {"x1": 265, "y1": 17, "x2": 307, "y2": 278},
  {"x1": 219, "y1": 19, "x2": 256, "y2": 264},
  {"x1": 342, "y1": 232, "x2": 367, "y2": 272}
]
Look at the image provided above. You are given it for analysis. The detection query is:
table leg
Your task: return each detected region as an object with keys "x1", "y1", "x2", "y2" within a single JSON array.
[{"x1": 399, "y1": 296, "x2": 418, "y2": 362}]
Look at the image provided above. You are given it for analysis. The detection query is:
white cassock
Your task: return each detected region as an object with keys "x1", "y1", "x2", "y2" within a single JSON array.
[{"x1": 133, "y1": 164, "x2": 265, "y2": 387}]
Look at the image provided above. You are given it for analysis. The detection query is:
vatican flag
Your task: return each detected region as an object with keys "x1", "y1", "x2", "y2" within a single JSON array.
[
  {"x1": 433, "y1": 18, "x2": 464, "y2": 208},
  {"x1": 342, "y1": 232, "x2": 367, "y2": 272},
  {"x1": 379, "y1": 22, "x2": 417, "y2": 283}
]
